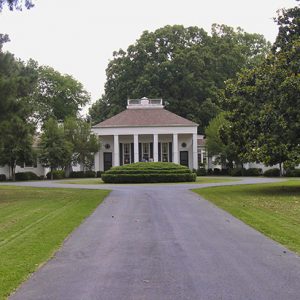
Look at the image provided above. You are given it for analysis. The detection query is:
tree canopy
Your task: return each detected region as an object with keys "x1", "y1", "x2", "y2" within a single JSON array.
[
  {"x1": 32, "y1": 66, "x2": 90, "y2": 125},
  {"x1": 222, "y1": 2, "x2": 300, "y2": 171},
  {"x1": 89, "y1": 24, "x2": 270, "y2": 132}
]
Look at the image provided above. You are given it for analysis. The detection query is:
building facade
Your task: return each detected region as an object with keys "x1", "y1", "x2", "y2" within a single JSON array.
[{"x1": 92, "y1": 98, "x2": 199, "y2": 171}]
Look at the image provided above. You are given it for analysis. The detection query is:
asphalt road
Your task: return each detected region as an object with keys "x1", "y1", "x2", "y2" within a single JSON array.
[{"x1": 7, "y1": 178, "x2": 300, "y2": 300}]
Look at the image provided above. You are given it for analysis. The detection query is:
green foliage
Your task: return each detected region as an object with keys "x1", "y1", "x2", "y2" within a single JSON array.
[
  {"x1": 102, "y1": 162, "x2": 196, "y2": 183},
  {"x1": 38, "y1": 118, "x2": 73, "y2": 179},
  {"x1": 285, "y1": 169, "x2": 300, "y2": 177},
  {"x1": 89, "y1": 24, "x2": 270, "y2": 133},
  {"x1": 0, "y1": 174, "x2": 6, "y2": 181},
  {"x1": 33, "y1": 66, "x2": 90, "y2": 124},
  {"x1": 205, "y1": 112, "x2": 241, "y2": 168},
  {"x1": 15, "y1": 171, "x2": 39, "y2": 181},
  {"x1": 222, "y1": 3, "x2": 300, "y2": 170},
  {"x1": 46, "y1": 170, "x2": 65, "y2": 180},
  {"x1": 64, "y1": 117, "x2": 100, "y2": 171},
  {"x1": 263, "y1": 168, "x2": 280, "y2": 177},
  {"x1": 196, "y1": 168, "x2": 207, "y2": 176},
  {"x1": 69, "y1": 171, "x2": 96, "y2": 178},
  {"x1": 244, "y1": 168, "x2": 262, "y2": 176}
]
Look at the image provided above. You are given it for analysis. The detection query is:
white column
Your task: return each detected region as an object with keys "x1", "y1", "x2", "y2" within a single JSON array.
[
  {"x1": 173, "y1": 133, "x2": 179, "y2": 164},
  {"x1": 193, "y1": 133, "x2": 198, "y2": 170},
  {"x1": 94, "y1": 151, "x2": 100, "y2": 172},
  {"x1": 134, "y1": 134, "x2": 139, "y2": 163},
  {"x1": 114, "y1": 135, "x2": 120, "y2": 166},
  {"x1": 153, "y1": 134, "x2": 158, "y2": 162}
]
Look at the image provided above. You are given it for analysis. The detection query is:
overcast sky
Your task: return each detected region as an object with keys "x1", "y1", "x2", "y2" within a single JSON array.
[{"x1": 0, "y1": 0, "x2": 297, "y2": 107}]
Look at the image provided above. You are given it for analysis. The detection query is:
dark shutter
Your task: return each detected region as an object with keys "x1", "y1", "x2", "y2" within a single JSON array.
[
  {"x1": 150, "y1": 143, "x2": 153, "y2": 159},
  {"x1": 169, "y1": 142, "x2": 172, "y2": 162},
  {"x1": 119, "y1": 143, "x2": 123, "y2": 165},
  {"x1": 131, "y1": 143, "x2": 134, "y2": 163},
  {"x1": 158, "y1": 142, "x2": 161, "y2": 162},
  {"x1": 139, "y1": 143, "x2": 142, "y2": 162}
]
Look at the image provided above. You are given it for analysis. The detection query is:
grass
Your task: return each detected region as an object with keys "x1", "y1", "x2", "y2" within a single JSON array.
[
  {"x1": 59, "y1": 177, "x2": 239, "y2": 185},
  {"x1": 193, "y1": 180, "x2": 300, "y2": 254},
  {"x1": 0, "y1": 186, "x2": 110, "y2": 300}
]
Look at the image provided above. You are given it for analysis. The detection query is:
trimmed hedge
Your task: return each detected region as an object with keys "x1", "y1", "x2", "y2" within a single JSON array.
[
  {"x1": 46, "y1": 170, "x2": 65, "y2": 180},
  {"x1": 263, "y1": 168, "x2": 280, "y2": 177},
  {"x1": 244, "y1": 168, "x2": 262, "y2": 176},
  {"x1": 285, "y1": 169, "x2": 300, "y2": 177},
  {"x1": 15, "y1": 171, "x2": 40, "y2": 181},
  {"x1": 0, "y1": 174, "x2": 7, "y2": 181},
  {"x1": 196, "y1": 168, "x2": 207, "y2": 176},
  {"x1": 69, "y1": 171, "x2": 96, "y2": 178},
  {"x1": 102, "y1": 162, "x2": 196, "y2": 183}
]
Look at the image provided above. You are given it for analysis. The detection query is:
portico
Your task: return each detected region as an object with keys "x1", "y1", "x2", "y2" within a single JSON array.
[{"x1": 92, "y1": 98, "x2": 198, "y2": 171}]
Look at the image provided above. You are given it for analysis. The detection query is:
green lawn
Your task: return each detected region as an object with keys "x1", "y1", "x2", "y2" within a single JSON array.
[
  {"x1": 59, "y1": 177, "x2": 238, "y2": 185},
  {"x1": 0, "y1": 186, "x2": 110, "y2": 300},
  {"x1": 193, "y1": 180, "x2": 300, "y2": 254}
]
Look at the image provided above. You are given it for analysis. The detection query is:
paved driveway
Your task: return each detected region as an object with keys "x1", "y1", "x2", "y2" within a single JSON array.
[{"x1": 6, "y1": 178, "x2": 300, "y2": 300}]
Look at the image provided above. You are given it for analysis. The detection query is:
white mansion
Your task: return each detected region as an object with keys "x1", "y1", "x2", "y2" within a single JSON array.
[{"x1": 92, "y1": 98, "x2": 203, "y2": 171}]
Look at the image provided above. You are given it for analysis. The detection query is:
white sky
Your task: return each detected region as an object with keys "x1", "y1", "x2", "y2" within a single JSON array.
[{"x1": 0, "y1": 0, "x2": 297, "y2": 108}]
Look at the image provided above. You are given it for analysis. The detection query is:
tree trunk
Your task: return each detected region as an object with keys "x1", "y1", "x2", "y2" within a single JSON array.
[
  {"x1": 11, "y1": 161, "x2": 16, "y2": 181},
  {"x1": 279, "y1": 162, "x2": 283, "y2": 177},
  {"x1": 51, "y1": 167, "x2": 54, "y2": 180}
]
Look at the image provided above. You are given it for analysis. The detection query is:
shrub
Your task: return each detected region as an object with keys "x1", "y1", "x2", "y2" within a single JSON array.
[
  {"x1": 101, "y1": 162, "x2": 196, "y2": 183},
  {"x1": 69, "y1": 171, "x2": 85, "y2": 178},
  {"x1": 229, "y1": 168, "x2": 244, "y2": 176},
  {"x1": 0, "y1": 174, "x2": 6, "y2": 181},
  {"x1": 219, "y1": 168, "x2": 229, "y2": 176},
  {"x1": 15, "y1": 171, "x2": 40, "y2": 181},
  {"x1": 70, "y1": 171, "x2": 96, "y2": 178},
  {"x1": 96, "y1": 171, "x2": 103, "y2": 178},
  {"x1": 196, "y1": 168, "x2": 206, "y2": 176},
  {"x1": 263, "y1": 168, "x2": 280, "y2": 177},
  {"x1": 46, "y1": 170, "x2": 65, "y2": 180},
  {"x1": 84, "y1": 171, "x2": 96, "y2": 178},
  {"x1": 213, "y1": 168, "x2": 221, "y2": 175},
  {"x1": 285, "y1": 169, "x2": 300, "y2": 177},
  {"x1": 244, "y1": 168, "x2": 262, "y2": 176}
]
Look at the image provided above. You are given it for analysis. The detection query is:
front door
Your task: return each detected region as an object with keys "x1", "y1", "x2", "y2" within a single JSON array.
[
  {"x1": 180, "y1": 151, "x2": 189, "y2": 167},
  {"x1": 103, "y1": 152, "x2": 112, "y2": 171}
]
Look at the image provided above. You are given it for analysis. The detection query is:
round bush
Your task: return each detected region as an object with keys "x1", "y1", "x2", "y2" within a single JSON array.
[
  {"x1": 0, "y1": 174, "x2": 7, "y2": 181},
  {"x1": 102, "y1": 162, "x2": 196, "y2": 183},
  {"x1": 46, "y1": 170, "x2": 65, "y2": 180},
  {"x1": 263, "y1": 168, "x2": 280, "y2": 177},
  {"x1": 15, "y1": 171, "x2": 40, "y2": 181}
]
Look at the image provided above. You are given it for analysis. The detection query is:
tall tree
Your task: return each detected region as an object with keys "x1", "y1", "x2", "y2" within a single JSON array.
[
  {"x1": 0, "y1": 51, "x2": 37, "y2": 180},
  {"x1": 33, "y1": 66, "x2": 90, "y2": 125},
  {"x1": 64, "y1": 117, "x2": 100, "y2": 171},
  {"x1": 0, "y1": 116, "x2": 34, "y2": 180},
  {"x1": 222, "y1": 2, "x2": 300, "y2": 173},
  {"x1": 205, "y1": 112, "x2": 241, "y2": 169},
  {"x1": 90, "y1": 24, "x2": 270, "y2": 132},
  {"x1": 38, "y1": 118, "x2": 73, "y2": 180}
]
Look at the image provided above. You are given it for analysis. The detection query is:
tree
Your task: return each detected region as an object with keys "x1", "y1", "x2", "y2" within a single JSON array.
[
  {"x1": 222, "y1": 3, "x2": 300, "y2": 173},
  {"x1": 0, "y1": 51, "x2": 38, "y2": 180},
  {"x1": 89, "y1": 24, "x2": 270, "y2": 132},
  {"x1": 33, "y1": 66, "x2": 90, "y2": 125},
  {"x1": 64, "y1": 117, "x2": 100, "y2": 172},
  {"x1": 205, "y1": 112, "x2": 240, "y2": 169},
  {"x1": 0, "y1": 0, "x2": 34, "y2": 11},
  {"x1": 38, "y1": 118, "x2": 73, "y2": 180},
  {"x1": 0, "y1": 115, "x2": 34, "y2": 180}
]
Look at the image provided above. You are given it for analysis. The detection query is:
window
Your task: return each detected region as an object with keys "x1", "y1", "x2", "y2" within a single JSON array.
[
  {"x1": 142, "y1": 143, "x2": 150, "y2": 161},
  {"x1": 123, "y1": 143, "x2": 131, "y2": 164},
  {"x1": 161, "y1": 143, "x2": 169, "y2": 162}
]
